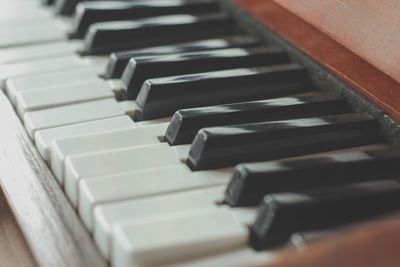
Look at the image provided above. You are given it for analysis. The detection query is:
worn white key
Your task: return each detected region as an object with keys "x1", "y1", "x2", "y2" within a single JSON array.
[
  {"x1": 23, "y1": 98, "x2": 137, "y2": 139},
  {"x1": 64, "y1": 143, "x2": 190, "y2": 206},
  {"x1": 92, "y1": 185, "x2": 226, "y2": 258},
  {"x1": 35, "y1": 115, "x2": 135, "y2": 164},
  {"x1": 165, "y1": 248, "x2": 275, "y2": 267},
  {"x1": 51, "y1": 123, "x2": 168, "y2": 184},
  {"x1": 51, "y1": 123, "x2": 168, "y2": 183},
  {"x1": 111, "y1": 208, "x2": 253, "y2": 267},
  {"x1": 0, "y1": 40, "x2": 81, "y2": 64},
  {"x1": 0, "y1": 55, "x2": 87, "y2": 86},
  {"x1": 82, "y1": 165, "x2": 232, "y2": 231},
  {"x1": 6, "y1": 68, "x2": 101, "y2": 104},
  {"x1": 15, "y1": 80, "x2": 117, "y2": 116}
]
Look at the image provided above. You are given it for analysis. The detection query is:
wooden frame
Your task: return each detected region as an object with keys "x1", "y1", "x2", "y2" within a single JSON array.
[
  {"x1": 0, "y1": 90, "x2": 107, "y2": 267},
  {"x1": 234, "y1": 0, "x2": 400, "y2": 123}
]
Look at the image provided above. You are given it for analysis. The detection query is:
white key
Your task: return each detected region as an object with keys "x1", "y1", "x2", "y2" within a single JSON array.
[
  {"x1": 64, "y1": 143, "x2": 190, "y2": 206},
  {"x1": 6, "y1": 68, "x2": 101, "y2": 104},
  {"x1": 35, "y1": 115, "x2": 135, "y2": 164},
  {"x1": 15, "y1": 80, "x2": 116, "y2": 116},
  {"x1": 82, "y1": 165, "x2": 232, "y2": 231},
  {"x1": 92, "y1": 185, "x2": 226, "y2": 258},
  {"x1": 0, "y1": 40, "x2": 81, "y2": 64},
  {"x1": 23, "y1": 98, "x2": 137, "y2": 139},
  {"x1": 164, "y1": 248, "x2": 275, "y2": 267},
  {"x1": 0, "y1": 18, "x2": 66, "y2": 48},
  {"x1": 51, "y1": 123, "x2": 168, "y2": 183},
  {"x1": 111, "y1": 208, "x2": 252, "y2": 267},
  {"x1": 0, "y1": 55, "x2": 87, "y2": 86}
]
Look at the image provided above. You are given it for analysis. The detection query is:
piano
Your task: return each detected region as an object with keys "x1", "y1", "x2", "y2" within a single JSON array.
[{"x1": 1, "y1": 1, "x2": 400, "y2": 267}]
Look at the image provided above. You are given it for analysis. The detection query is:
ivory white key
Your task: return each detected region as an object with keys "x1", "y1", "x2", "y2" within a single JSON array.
[
  {"x1": 81, "y1": 166, "x2": 232, "y2": 231},
  {"x1": 51, "y1": 123, "x2": 169, "y2": 183},
  {"x1": 6, "y1": 68, "x2": 102, "y2": 104},
  {"x1": 164, "y1": 248, "x2": 275, "y2": 267},
  {"x1": 111, "y1": 208, "x2": 255, "y2": 267},
  {"x1": 35, "y1": 115, "x2": 135, "y2": 163},
  {"x1": 0, "y1": 18, "x2": 67, "y2": 48},
  {"x1": 0, "y1": 40, "x2": 81, "y2": 64},
  {"x1": 23, "y1": 98, "x2": 137, "y2": 139},
  {"x1": 15, "y1": 80, "x2": 118, "y2": 116},
  {"x1": 0, "y1": 55, "x2": 87, "y2": 87},
  {"x1": 64, "y1": 143, "x2": 190, "y2": 206},
  {"x1": 92, "y1": 185, "x2": 226, "y2": 257}
]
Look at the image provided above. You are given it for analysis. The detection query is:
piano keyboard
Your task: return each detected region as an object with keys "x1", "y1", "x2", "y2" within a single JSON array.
[{"x1": 2, "y1": 1, "x2": 400, "y2": 267}]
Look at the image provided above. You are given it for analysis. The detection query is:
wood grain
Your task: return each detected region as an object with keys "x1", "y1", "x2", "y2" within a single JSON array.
[
  {"x1": 0, "y1": 190, "x2": 38, "y2": 267},
  {"x1": 0, "y1": 90, "x2": 107, "y2": 267},
  {"x1": 233, "y1": 0, "x2": 400, "y2": 123},
  {"x1": 265, "y1": 214, "x2": 400, "y2": 267},
  {"x1": 275, "y1": 0, "x2": 400, "y2": 85}
]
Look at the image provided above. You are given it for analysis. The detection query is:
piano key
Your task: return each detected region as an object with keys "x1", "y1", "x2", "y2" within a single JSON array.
[
  {"x1": 0, "y1": 17, "x2": 67, "y2": 48},
  {"x1": 6, "y1": 68, "x2": 102, "y2": 105},
  {"x1": 64, "y1": 143, "x2": 190, "y2": 205},
  {"x1": 81, "y1": 165, "x2": 232, "y2": 231},
  {"x1": 0, "y1": 55, "x2": 89, "y2": 87},
  {"x1": 0, "y1": 40, "x2": 81, "y2": 64},
  {"x1": 162, "y1": 248, "x2": 274, "y2": 267},
  {"x1": 54, "y1": 0, "x2": 80, "y2": 15},
  {"x1": 135, "y1": 64, "x2": 312, "y2": 120},
  {"x1": 83, "y1": 13, "x2": 237, "y2": 54},
  {"x1": 165, "y1": 92, "x2": 349, "y2": 145},
  {"x1": 70, "y1": 0, "x2": 220, "y2": 38},
  {"x1": 249, "y1": 180, "x2": 400, "y2": 250},
  {"x1": 290, "y1": 231, "x2": 332, "y2": 248},
  {"x1": 187, "y1": 113, "x2": 383, "y2": 170},
  {"x1": 35, "y1": 115, "x2": 136, "y2": 164},
  {"x1": 91, "y1": 185, "x2": 226, "y2": 256},
  {"x1": 14, "y1": 80, "x2": 119, "y2": 116},
  {"x1": 51, "y1": 123, "x2": 169, "y2": 183},
  {"x1": 122, "y1": 46, "x2": 290, "y2": 98},
  {"x1": 225, "y1": 147, "x2": 400, "y2": 207},
  {"x1": 23, "y1": 98, "x2": 137, "y2": 139},
  {"x1": 105, "y1": 35, "x2": 260, "y2": 79},
  {"x1": 111, "y1": 208, "x2": 252, "y2": 267}
]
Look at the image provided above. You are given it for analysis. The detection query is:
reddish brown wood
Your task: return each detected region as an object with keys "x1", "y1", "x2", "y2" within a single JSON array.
[
  {"x1": 275, "y1": 0, "x2": 400, "y2": 84},
  {"x1": 234, "y1": 0, "x2": 400, "y2": 123},
  {"x1": 265, "y1": 215, "x2": 400, "y2": 267}
]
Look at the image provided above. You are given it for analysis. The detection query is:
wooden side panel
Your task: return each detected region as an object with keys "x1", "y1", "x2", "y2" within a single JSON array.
[
  {"x1": 234, "y1": 0, "x2": 400, "y2": 123},
  {"x1": 0, "y1": 91, "x2": 107, "y2": 267},
  {"x1": 0, "y1": 191, "x2": 38, "y2": 267}
]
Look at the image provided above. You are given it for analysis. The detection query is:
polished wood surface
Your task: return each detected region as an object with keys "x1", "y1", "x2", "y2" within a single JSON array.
[
  {"x1": 234, "y1": 0, "x2": 400, "y2": 123},
  {"x1": 0, "y1": 90, "x2": 107, "y2": 267},
  {"x1": 276, "y1": 0, "x2": 400, "y2": 84},
  {"x1": 265, "y1": 214, "x2": 400, "y2": 267},
  {"x1": 0, "y1": 190, "x2": 38, "y2": 267}
]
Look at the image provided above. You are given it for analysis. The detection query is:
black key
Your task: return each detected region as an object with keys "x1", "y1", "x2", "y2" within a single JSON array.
[
  {"x1": 249, "y1": 180, "x2": 400, "y2": 250},
  {"x1": 187, "y1": 113, "x2": 383, "y2": 170},
  {"x1": 55, "y1": 0, "x2": 81, "y2": 15},
  {"x1": 70, "y1": 0, "x2": 220, "y2": 38},
  {"x1": 83, "y1": 13, "x2": 237, "y2": 55},
  {"x1": 225, "y1": 147, "x2": 400, "y2": 207},
  {"x1": 42, "y1": 0, "x2": 55, "y2": 5},
  {"x1": 122, "y1": 46, "x2": 290, "y2": 98},
  {"x1": 290, "y1": 231, "x2": 332, "y2": 247},
  {"x1": 165, "y1": 92, "x2": 350, "y2": 145},
  {"x1": 105, "y1": 35, "x2": 260, "y2": 79},
  {"x1": 135, "y1": 64, "x2": 312, "y2": 120}
]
